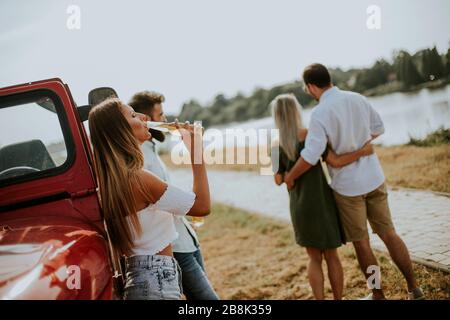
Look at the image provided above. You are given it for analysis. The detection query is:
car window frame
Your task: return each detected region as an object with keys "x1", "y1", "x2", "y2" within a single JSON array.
[{"x1": 0, "y1": 89, "x2": 76, "y2": 187}]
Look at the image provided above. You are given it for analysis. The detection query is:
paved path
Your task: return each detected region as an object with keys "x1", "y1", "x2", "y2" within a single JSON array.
[{"x1": 171, "y1": 169, "x2": 450, "y2": 272}]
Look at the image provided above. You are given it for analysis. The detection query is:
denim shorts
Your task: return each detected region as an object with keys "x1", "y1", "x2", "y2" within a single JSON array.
[{"x1": 123, "y1": 254, "x2": 183, "y2": 300}]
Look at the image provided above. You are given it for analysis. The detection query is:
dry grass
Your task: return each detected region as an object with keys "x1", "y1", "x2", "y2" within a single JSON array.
[
  {"x1": 197, "y1": 203, "x2": 450, "y2": 300},
  {"x1": 161, "y1": 145, "x2": 450, "y2": 193},
  {"x1": 376, "y1": 145, "x2": 450, "y2": 193}
]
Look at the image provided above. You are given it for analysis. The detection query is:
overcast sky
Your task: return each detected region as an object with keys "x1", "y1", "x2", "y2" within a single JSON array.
[{"x1": 1, "y1": 0, "x2": 449, "y2": 114}]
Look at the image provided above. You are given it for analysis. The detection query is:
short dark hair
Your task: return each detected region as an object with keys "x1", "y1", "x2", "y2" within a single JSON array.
[
  {"x1": 128, "y1": 91, "x2": 165, "y2": 114},
  {"x1": 302, "y1": 63, "x2": 331, "y2": 88}
]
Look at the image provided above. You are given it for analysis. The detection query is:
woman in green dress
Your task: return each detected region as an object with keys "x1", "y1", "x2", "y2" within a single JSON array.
[{"x1": 271, "y1": 94, "x2": 374, "y2": 300}]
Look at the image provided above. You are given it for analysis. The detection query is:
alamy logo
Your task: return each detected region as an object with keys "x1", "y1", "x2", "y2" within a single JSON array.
[
  {"x1": 168, "y1": 127, "x2": 279, "y2": 175},
  {"x1": 366, "y1": 265, "x2": 381, "y2": 289},
  {"x1": 66, "y1": 5, "x2": 81, "y2": 30},
  {"x1": 366, "y1": 5, "x2": 381, "y2": 30},
  {"x1": 66, "y1": 265, "x2": 81, "y2": 290}
]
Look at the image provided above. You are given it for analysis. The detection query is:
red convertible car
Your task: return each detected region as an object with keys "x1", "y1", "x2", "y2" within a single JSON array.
[{"x1": 0, "y1": 79, "x2": 121, "y2": 299}]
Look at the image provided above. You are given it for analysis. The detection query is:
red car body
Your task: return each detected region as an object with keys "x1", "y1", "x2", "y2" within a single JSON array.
[{"x1": 0, "y1": 79, "x2": 114, "y2": 299}]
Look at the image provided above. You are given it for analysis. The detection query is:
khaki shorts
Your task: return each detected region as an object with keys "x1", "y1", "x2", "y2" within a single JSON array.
[{"x1": 333, "y1": 183, "x2": 395, "y2": 242}]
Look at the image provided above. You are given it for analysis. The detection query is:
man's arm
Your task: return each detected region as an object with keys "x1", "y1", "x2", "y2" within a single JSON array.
[
  {"x1": 271, "y1": 142, "x2": 287, "y2": 186},
  {"x1": 284, "y1": 158, "x2": 312, "y2": 189},
  {"x1": 325, "y1": 141, "x2": 374, "y2": 168},
  {"x1": 367, "y1": 97, "x2": 385, "y2": 138},
  {"x1": 274, "y1": 173, "x2": 284, "y2": 185},
  {"x1": 284, "y1": 116, "x2": 327, "y2": 189},
  {"x1": 371, "y1": 133, "x2": 381, "y2": 140}
]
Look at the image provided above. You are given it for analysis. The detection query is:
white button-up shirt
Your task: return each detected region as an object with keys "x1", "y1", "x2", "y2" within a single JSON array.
[{"x1": 300, "y1": 87, "x2": 385, "y2": 196}]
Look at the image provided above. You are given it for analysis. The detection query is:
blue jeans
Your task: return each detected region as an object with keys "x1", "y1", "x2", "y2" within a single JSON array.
[
  {"x1": 174, "y1": 249, "x2": 219, "y2": 300},
  {"x1": 123, "y1": 255, "x2": 182, "y2": 300}
]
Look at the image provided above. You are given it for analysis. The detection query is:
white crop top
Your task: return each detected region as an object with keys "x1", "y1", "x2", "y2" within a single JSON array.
[{"x1": 127, "y1": 184, "x2": 196, "y2": 256}]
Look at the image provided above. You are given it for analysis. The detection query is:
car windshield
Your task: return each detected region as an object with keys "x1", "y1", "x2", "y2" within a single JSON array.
[{"x1": 0, "y1": 95, "x2": 68, "y2": 182}]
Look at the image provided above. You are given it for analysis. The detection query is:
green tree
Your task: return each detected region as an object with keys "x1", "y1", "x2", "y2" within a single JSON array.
[
  {"x1": 178, "y1": 99, "x2": 203, "y2": 122},
  {"x1": 395, "y1": 51, "x2": 422, "y2": 87},
  {"x1": 420, "y1": 47, "x2": 444, "y2": 81},
  {"x1": 210, "y1": 94, "x2": 228, "y2": 112},
  {"x1": 353, "y1": 59, "x2": 392, "y2": 92},
  {"x1": 445, "y1": 46, "x2": 450, "y2": 76}
]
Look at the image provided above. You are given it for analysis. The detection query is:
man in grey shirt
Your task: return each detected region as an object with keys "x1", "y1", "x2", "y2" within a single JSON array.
[
  {"x1": 284, "y1": 64, "x2": 423, "y2": 300},
  {"x1": 129, "y1": 91, "x2": 219, "y2": 300}
]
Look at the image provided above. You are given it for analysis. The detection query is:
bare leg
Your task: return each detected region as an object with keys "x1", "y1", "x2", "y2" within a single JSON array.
[
  {"x1": 377, "y1": 229, "x2": 417, "y2": 291},
  {"x1": 323, "y1": 249, "x2": 344, "y2": 300},
  {"x1": 353, "y1": 238, "x2": 385, "y2": 299},
  {"x1": 306, "y1": 247, "x2": 324, "y2": 300}
]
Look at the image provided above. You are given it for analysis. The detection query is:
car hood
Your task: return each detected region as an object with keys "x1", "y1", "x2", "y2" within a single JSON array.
[{"x1": 0, "y1": 221, "x2": 112, "y2": 299}]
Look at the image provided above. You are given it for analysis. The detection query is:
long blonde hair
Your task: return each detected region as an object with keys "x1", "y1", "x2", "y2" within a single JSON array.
[
  {"x1": 271, "y1": 94, "x2": 304, "y2": 161},
  {"x1": 88, "y1": 98, "x2": 145, "y2": 256}
]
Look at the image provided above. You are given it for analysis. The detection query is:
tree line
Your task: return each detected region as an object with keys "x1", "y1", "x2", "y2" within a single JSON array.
[{"x1": 173, "y1": 45, "x2": 450, "y2": 128}]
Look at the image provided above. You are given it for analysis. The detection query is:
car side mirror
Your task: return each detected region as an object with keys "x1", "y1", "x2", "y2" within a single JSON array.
[
  {"x1": 77, "y1": 87, "x2": 119, "y2": 122},
  {"x1": 88, "y1": 87, "x2": 119, "y2": 106}
]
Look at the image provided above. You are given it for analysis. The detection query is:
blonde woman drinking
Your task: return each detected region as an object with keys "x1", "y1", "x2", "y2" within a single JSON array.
[
  {"x1": 271, "y1": 94, "x2": 374, "y2": 300},
  {"x1": 88, "y1": 98, "x2": 210, "y2": 300}
]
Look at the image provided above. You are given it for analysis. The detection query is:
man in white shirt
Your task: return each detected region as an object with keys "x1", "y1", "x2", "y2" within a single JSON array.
[
  {"x1": 129, "y1": 91, "x2": 219, "y2": 300},
  {"x1": 284, "y1": 64, "x2": 423, "y2": 300}
]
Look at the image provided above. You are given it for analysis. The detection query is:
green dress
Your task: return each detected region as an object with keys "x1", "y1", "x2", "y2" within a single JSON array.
[{"x1": 275, "y1": 141, "x2": 345, "y2": 249}]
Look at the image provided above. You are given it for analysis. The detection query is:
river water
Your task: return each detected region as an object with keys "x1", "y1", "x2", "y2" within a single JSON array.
[{"x1": 200, "y1": 84, "x2": 450, "y2": 147}]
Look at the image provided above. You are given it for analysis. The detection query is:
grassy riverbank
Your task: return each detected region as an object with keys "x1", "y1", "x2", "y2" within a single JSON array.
[
  {"x1": 376, "y1": 144, "x2": 449, "y2": 193},
  {"x1": 196, "y1": 203, "x2": 450, "y2": 300}
]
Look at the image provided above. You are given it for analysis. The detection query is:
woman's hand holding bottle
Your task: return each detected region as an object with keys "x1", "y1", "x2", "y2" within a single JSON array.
[
  {"x1": 174, "y1": 119, "x2": 204, "y2": 164},
  {"x1": 174, "y1": 119, "x2": 210, "y2": 217}
]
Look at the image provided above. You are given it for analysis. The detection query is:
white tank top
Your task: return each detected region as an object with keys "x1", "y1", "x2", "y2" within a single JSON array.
[{"x1": 126, "y1": 184, "x2": 196, "y2": 256}]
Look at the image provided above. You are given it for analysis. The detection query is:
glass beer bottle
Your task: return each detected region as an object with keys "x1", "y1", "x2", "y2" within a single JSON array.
[
  {"x1": 147, "y1": 121, "x2": 180, "y2": 134},
  {"x1": 190, "y1": 216, "x2": 205, "y2": 228}
]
